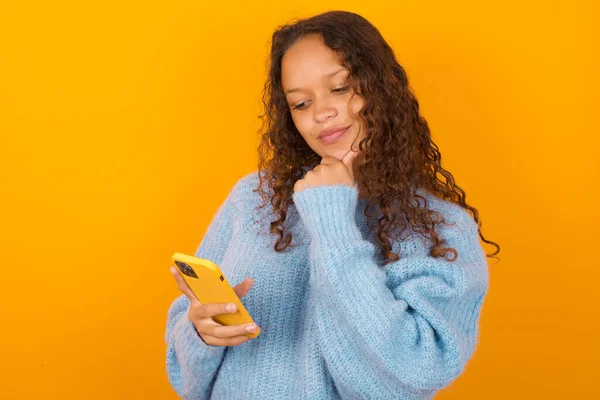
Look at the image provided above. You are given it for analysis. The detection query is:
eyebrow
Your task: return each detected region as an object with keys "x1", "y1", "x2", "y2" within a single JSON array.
[{"x1": 284, "y1": 68, "x2": 347, "y2": 95}]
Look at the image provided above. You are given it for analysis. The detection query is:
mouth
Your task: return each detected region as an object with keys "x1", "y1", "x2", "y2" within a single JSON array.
[{"x1": 319, "y1": 126, "x2": 349, "y2": 144}]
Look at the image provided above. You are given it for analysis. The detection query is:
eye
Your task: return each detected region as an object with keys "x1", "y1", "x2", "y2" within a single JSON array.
[
  {"x1": 292, "y1": 101, "x2": 309, "y2": 110},
  {"x1": 332, "y1": 85, "x2": 350, "y2": 94}
]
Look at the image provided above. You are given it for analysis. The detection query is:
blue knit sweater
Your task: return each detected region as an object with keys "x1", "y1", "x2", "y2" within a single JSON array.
[{"x1": 165, "y1": 171, "x2": 489, "y2": 399}]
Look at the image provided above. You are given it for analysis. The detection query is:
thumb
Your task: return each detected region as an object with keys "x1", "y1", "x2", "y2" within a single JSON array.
[
  {"x1": 233, "y1": 277, "x2": 254, "y2": 298},
  {"x1": 342, "y1": 148, "x2": 360, "y2": 168}
]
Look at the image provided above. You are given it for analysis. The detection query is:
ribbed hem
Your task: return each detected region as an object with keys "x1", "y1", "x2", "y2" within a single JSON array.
[{"x1": 292, "y1": 184, "x2": 363, "y2": 245}]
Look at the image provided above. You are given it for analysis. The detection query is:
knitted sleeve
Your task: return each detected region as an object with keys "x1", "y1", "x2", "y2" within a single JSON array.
[
  {"x1": 164, "y1": 181, "x2": 240, "y2": 400},
  {"x1": 292, "y1": 185, "x2": 489, "y2": 398}
]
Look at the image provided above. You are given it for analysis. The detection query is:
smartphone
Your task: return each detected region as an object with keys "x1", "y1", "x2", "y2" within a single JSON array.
[{"x1": 171, "y1": 252, "x2": 260, "y2": 338}]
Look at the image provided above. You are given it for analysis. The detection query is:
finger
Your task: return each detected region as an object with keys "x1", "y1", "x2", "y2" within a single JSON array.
[
  {"x1": 319, "y1": 155, "x2": 338, "y2": 165},
  {"x1": 293, "y1": 180, "x2": 303, "y2": 193},
  {"x1": 233, "y1": 277, "x2": 254, "y2": 298},
  {"x1": 202, "y1": 333, "x2": 252, "y2": 347},
  {"x1": 208, "y1": 322, "x2": 259, "y2": 338},
  {"x1": 170, "y1": 266, "x2": 202, "y2": 306},
  {"x1": 196, "y1": 302, "x2": 239, "y2": 319},
  {"x1": 342, "y1": 148, "x2": 360, "y2": 168}
]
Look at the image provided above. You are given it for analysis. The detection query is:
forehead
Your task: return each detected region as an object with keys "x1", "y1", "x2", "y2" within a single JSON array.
[{"x1": 281, "y1": 35, "x2": 345, "y2": 89}]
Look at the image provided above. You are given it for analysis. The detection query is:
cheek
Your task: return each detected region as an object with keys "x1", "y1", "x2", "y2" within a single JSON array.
[
  {"x1": 291, "y1": 113, "x2": 313, "y2": 140},
  {"x1": 349, "y1": 95, "x2": 365, "y2": 117}
]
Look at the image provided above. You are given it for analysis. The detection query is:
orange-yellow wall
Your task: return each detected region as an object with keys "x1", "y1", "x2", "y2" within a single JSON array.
[{"x1": 1, "y1": 1, "x2": 598, "y2": 398}]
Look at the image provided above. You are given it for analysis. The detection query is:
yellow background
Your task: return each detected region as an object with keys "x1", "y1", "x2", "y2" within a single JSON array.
[{"x1": 1, "y1": 0, "x2": 598, "y2": 398}]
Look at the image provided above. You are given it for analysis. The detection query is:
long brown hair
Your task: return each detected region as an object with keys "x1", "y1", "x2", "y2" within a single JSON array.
[{"x1": 254, "y1": 10, "x2": 500, "y2": 265}]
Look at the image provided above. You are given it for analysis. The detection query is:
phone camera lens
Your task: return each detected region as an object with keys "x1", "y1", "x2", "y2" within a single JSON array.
[{"x1": 174, "y1": 261, "x2": 198, "y2": 279}]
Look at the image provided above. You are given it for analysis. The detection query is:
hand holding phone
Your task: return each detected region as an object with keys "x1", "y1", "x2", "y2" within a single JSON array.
[{"x1": 170, "y1": 254, "x2": 260, "y2": 347}]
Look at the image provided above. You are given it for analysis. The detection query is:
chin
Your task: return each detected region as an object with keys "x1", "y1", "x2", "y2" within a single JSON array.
[{"x1": 328, "y1": 146, "x2": 353, "y2": 161}]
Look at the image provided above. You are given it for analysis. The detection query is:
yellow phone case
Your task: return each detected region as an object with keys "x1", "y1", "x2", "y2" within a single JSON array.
[{"x1": 171, "y1": 252, "x2": 260, "y2": 338}]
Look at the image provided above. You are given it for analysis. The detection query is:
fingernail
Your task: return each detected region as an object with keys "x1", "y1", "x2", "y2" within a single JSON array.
[
  {"x1": 169, "y1": 267, "x2": 176, "y2": 274},
  {"x1": 246, "y1": 324, "x2": 257, "y2": 332},
  {"x1": 227, "y1": 303, "x2": 237, "y2": 313}
]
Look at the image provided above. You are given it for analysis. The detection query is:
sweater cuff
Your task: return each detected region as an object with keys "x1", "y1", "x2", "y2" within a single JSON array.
[{"x1": 292, "y1": 184, "x2": 363, "y2": 245}]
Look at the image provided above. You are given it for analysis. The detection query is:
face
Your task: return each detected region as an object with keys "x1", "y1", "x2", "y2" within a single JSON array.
[{"x1": 281, "y1": 34, "x2": 366, "y2": 161}]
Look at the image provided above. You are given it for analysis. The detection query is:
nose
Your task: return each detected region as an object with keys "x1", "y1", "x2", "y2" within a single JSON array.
[{"x1": 313, "y1": 99, "x2": 337, "y2": 124}]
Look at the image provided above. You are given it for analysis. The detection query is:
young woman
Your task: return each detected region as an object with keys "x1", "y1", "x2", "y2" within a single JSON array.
[{"x1": 165, "y1": 10, "x2": 499, "y2": 400}]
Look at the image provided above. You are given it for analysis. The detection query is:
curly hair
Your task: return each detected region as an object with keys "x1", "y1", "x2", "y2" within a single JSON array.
[{"x1": 254, "y1": 10, "x2": 500, "y2": 265}]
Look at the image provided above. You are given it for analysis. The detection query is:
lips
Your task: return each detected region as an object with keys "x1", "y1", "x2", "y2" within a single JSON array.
[
  {"x1": 319, "y1": 126, "x2": 349, "y2": 144},
  {"x1": 319, "y1": 126, "x2": 349, "y2": 138}
]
